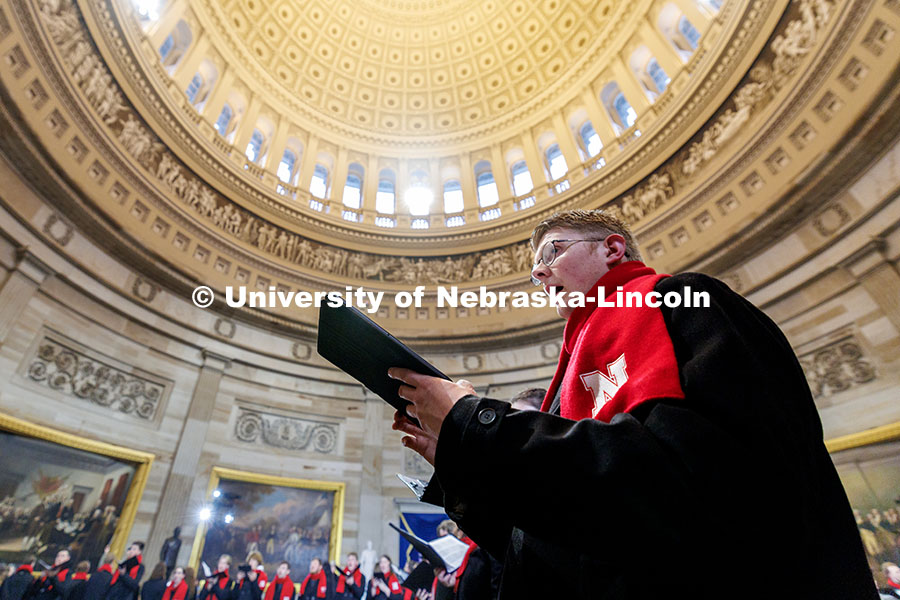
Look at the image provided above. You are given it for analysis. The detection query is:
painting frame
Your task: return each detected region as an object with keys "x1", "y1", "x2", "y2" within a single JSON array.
[
  {"x1": 188, "y1": 467, "x2": 346, "y2": 571},
  {"x1": 0, "y1": 413, "x2": 154, "y2": 563},
  {"x1": 827, "y1": 421, "x2": 900, "y2": 589}
]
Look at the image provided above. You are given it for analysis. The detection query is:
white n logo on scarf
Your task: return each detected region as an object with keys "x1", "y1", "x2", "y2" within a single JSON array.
[{"x1": 579, "y1": 354, "x2": 628, "y2": 417}]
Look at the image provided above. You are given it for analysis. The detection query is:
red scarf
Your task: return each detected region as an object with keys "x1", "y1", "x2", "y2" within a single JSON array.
[
  {"x1": 264, "y1": 576, "x2": 294, "y2": 600},
  {"x1": 335, "y1": 568, "x2": 361, "y2": 594},
  {"x1": 300, "y1": 571, "x2": 327, "y2": 598},
  {"x1": 542, "y1": 262, "x2": 685, "y2": 421},
  {"x1": 162, "y1": 580, "x2": 189, "y2": 600},
  {"x1": 111, "y1": 555, "x2": 142, "y2": 586},
  {"x1": 889, "y1": 580, "x2": 900, "y2": 589},
  {"x1": 254, "y1": 568, "x2": 268, "y2": 591},
  {"x1": 16, "y1": 565, "x2": 33, "y2": 574},
  {"x1": 373, "y1": 573, "x2": 401, "y2": 598},
  {"x1": 72, "y1": 573, "x2": 89, "y2": 581},
  {"x1": 57, "y1": 569, "x2": 70, "y2": 581}
]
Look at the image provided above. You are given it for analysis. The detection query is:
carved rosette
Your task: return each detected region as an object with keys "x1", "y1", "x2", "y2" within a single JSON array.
[
  {"x1": 234, "y1": 408, "x2": 339, "y2": 454},
  {"x1": 26, "y1": 338, "x2": 163, "y2": 419},
  {"x1": 799, "y1": 336, "x2": 876, "y2": 399}
]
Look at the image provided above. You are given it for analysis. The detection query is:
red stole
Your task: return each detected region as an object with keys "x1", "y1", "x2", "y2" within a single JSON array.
[
  {"x1": 264, "y1": 576, "x2": 294, "y2": 600},
  {"x1": 889, "y1": 580, "x2": 900, "y2": 589},
  {"x1": 216, "y1": 570, "x2": 230, "y2": 590},
  {"x1": 542, "y1": 262, "x2": 684, "y2": 421},
  {"x1": 255, "y1": 568, "x2": 268, "y2": 590},
  {"x1": 300, "y1": 571, "x2": 326, "y2": 598},
  {"x1": 72, "y1": 573, "x2": 89, "y2": 581},
  {"x1": 452, "y1": 537, "x2": 478, "y2": 593},
  {"x1": 163, "y1": 580, "x2": 189, "y2": 600},
  {"x1": 111, "y1": 555, "x2": 142, "y2": 586},
  {"x1": 17, "y1": 565, "x2": 34, "y2": 574},
  {"x1": 57, "y1": 569, "x2": 70, "y2": 581},
  {"x1": 335, "y1": 568, "x2": 361, "y2": 594}
]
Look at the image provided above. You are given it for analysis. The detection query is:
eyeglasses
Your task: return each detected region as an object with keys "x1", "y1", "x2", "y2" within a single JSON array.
[{"x1": 530, "y1": 239, "x2": 606, "y2": 286}]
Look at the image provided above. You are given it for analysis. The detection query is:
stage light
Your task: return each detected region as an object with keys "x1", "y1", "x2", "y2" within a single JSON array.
[
  {"x1": 212, "y1": 489, "x2": 221, "y2": 498},
  {"x1": 224, "y1": 514, "x2": 234, "y2": 524},
  {"x1": 199, "y1": 507, "x2": 212, "y2": 521}
]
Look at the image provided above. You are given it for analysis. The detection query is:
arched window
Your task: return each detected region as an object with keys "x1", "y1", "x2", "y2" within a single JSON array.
[
  {"x1": 376, "y1": 170, "x2": 396, "y2": 214},
  {"x1": 159, "y1": 20, "x2": 192, "y2": 69},
  {"x1": 510, "y1": 160, "x2": 533, "y2": 196},
  {"x1": 443, "y1": 180, "x2": 464, "y2": 214},
  {"x1": 545, "y1": 145, "x2": 568, "y2": 180},
  {"x1": 678, "y1": 16, "x2": 701, "y2": 49},
  {"x1": 245, "y1": 129, "x2": 263, "y2": 163},
  {"x1": 613, "y1": 94, "x2": 637, "y2": 129},
  {"x1": 699, "y1": 0, "x2": 722, "y2": 13},
  {"x1": 601, "y1": 83, "x2": 637, "y2": 133},
  {"x1": 277, "y1": 149, "x2": 296, "y2": 184},
  {"x1": 579, "y1": 122, "x2": 603, "y2": 157},
  {"x1": 310, "y1": 164, "x2": 329, "y2": 199},
  {"x1": 214, "y1": 104, "x2": 232, "y2": 137},
  {"x1": 185, "y1": 73, "x2": 203, "y2": 104},
  {"x1": 406, "y1": 170, "x2": 433, "y2": 216},
  {"x1": 342, "y1": 164, "x2": 365, "y2": 209},
  {"x1": 647, "y1": 58, "x2": 670, "y2": 95},
  {"x1": 474, "y1": 161, "x2": 499, "y2": 207},
  {"x1": 159, "y1": 35, "x2": 174, "y2": 61}
]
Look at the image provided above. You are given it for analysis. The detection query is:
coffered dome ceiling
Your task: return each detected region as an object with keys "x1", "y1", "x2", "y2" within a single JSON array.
[
  {"x1": 1, "y1": 0, "x2": 899, "y2": 348},
  {"x1": 208, "y1": 0, "x2": 619, "y2": 138}
]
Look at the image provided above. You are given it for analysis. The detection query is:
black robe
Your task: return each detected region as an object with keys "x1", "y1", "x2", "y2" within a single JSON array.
[{"x1": 423, "y1": 272, "x2": 877, "y2": 599}]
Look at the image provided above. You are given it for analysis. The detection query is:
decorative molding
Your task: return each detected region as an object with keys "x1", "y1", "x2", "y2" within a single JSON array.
[
  {"x1": 233, "y1": 407, "x2": 339, "y2": 454},
  {"x1": 213, "y1": 318, "x2": 235, "y2": 339},
  {"x1": 41, "y1": 213, "x2": 74, "y2": 246},
  {"x1": 23, "y1": 334, "x2": 171, "y2": 420},
  {"x1": 798, "y1": 334, "x2": 876, "y2": 401},
  {"x1": 131, "y1": 276, "x2": 159, "y2": 302}
]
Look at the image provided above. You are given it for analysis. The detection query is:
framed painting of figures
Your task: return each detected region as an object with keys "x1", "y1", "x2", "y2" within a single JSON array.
[
  {"x1": 829, "y1": 423, "x2": 900, "y2": 592},
  {"x1": 189, "y1": 467, "x2": 345, "y2": 580},
  {"x1": 0, "y1": 414, "x2": 153, "y2": 569}
]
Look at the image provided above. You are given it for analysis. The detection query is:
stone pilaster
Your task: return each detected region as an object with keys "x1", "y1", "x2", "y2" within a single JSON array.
[
  {"x1": 145, "y1": 350, "x2": 231, "y2": 564},
  {"x1": 0, "y1": 248, "x2": 52, "y2": 346}
]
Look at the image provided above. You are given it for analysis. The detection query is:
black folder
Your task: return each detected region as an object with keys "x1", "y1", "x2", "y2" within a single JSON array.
[
  {"x1": 317, "y1": 304, "x2": 449, "y2": 424},
  {"x1": 401, "y1": 562, "x2": 435, "y2": 592},
  {"x1": 118, "y1": 556, "x2": 140, "y2": 571}
]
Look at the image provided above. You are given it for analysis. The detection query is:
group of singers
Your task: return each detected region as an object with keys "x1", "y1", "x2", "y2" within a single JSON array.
[{"x1": 0, "y1": 518, "x2": 497, "y2": 600}]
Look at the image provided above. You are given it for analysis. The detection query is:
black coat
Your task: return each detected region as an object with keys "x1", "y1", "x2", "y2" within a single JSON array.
[
  {"x1": 1, "y1": 571, "x2": 35, "y2": 600},
  {"x1": 82, "y1": 570, "x2": 112, "y2": 600},
  {"x1": 139, "y1": 579, "x2": 166, "y2": 600},
  {"x1": 231, "y1": 579, "x2": 261, "y2": 600},
  {"x1": 106, "y1": 565, "x2": 144, "y2": 600},
  {"x1": 423, "y1": 272, "x2": 877, "y2": 599}
]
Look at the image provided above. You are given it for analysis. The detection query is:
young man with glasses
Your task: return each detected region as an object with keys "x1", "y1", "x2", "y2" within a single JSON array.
[{"x1": 390, "y1": 209, "x2": 875, "y2": 599}]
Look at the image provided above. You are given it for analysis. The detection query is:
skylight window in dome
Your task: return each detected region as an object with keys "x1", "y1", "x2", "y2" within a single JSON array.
[
  {"x1": 678, "y1": 16, "x2": 701, "y2": 49},
  {"x1": 546, "y1": 145, "x2": 568, "y2": 181},
  {"x1": 579, "y1": 122, "x2": 603, "y2": 158},
  {"x1": 159, "y1": 35, "x2": 174, "y2": 60},
  {"x1": 185, "y1": 74, "x2": 202, "y2": 104},
  {"x1": 475, "y1": 162, "x2": 499, "y2": 208},
  {"x1": 245, "y1": 129, "x2": 263, "y2": 163},
  {"x1": 376, "y1": 177, "x2": 396, "y2": 214},
  {"x1": 443, "y1": 180, "x2": 464, "y2": 214},
  {"x1": 277, "y1": 150, "x2": 296, "y2": 184},
  {"x1": 343, "y1": 174, "x2": 362, "y2": 209},
  {"x1": 310, "y1": 164, "x2": 329, "y2": 199},
  {"x1": 511, "y1": 161, "x2": 533, "y2": 196},
  {"x1": 214, "y1": 104, "x2": 232, "y2": 137},
  {"x1": 647, "y1": 59, "x2": 670, "y2": 95}
]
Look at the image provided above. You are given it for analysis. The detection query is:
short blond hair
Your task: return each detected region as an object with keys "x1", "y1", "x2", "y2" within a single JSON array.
[
  {"x1": 246, "y1": 551, "x2": 263, "y2": 565},
  {"x1": 530, "y1": 209, "x2": 642, "y2": 262}
]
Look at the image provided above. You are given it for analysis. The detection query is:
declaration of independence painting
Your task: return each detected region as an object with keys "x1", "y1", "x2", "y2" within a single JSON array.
[
  {"x1": 194, "y1": 468, "x2": 344, "y2": 578},
  {"x1": 0, "y1": 415, "x2": 153, "y2": 569},
  {"x1": 833, "y1": 432, "x2": 900, "y2": 588}
]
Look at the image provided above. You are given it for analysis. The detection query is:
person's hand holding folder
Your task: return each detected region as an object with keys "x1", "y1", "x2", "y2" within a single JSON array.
[{"x1": 388, "y1": 368, "x2": 475, "y2": 465}]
